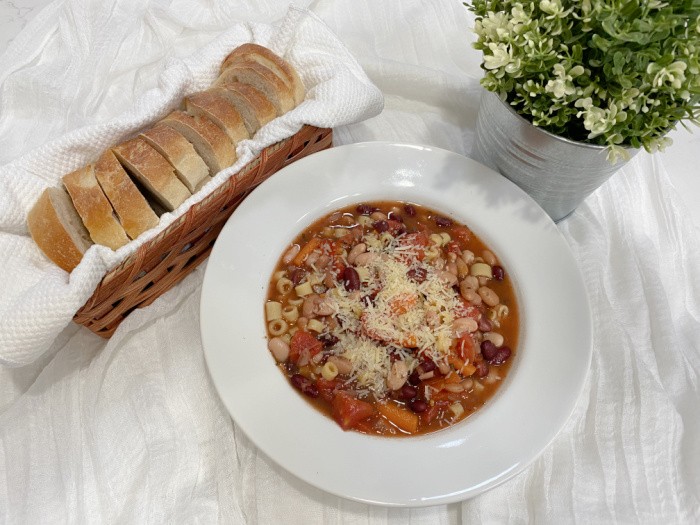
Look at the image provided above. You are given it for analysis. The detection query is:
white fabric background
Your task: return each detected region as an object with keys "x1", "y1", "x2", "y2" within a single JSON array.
[{"x1": 1, "y1": 0, "x2": 699, "y2": 523}]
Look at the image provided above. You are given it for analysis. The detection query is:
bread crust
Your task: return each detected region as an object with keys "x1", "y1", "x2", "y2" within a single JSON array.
[
  {"x1": 94, "y1": 150, "x2": 159, "y2": 239},
  {"x1": 140, "y1": 124, "x2": 210, "y2": 192},
  {"x1": 211, "y1": 83, "x2": 276, "y2": 135},
  {"x1": 112, "y1": 138, "x2": 191, "y2": 212},
  {"x1": 184, "y1": 91, "x2": 249, "y2": 145},
  {"x1": 62, "y1": 165, "x2": 129, "y2": 250},
  {"x1": 215, "y1": 60, "x2": 294, "y2": 115},
  {"x1": 221, "y1": 43, "x2": 305, "y2": 105},
  {"x1": 161, "y1": 111, "x2": 236, "y2": 174},
  {"x1": 27, "y1": 187, "x2": 92, "y2": 272}
]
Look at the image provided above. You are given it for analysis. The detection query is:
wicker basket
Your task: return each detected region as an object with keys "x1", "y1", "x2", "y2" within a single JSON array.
[{"x1": 74, "y1": 125, "x2": 332, "y2": 337}]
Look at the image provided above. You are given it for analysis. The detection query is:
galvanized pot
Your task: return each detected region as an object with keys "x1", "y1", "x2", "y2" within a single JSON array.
[{"x1": 472, "y1": 91, "x2": 638, "y2": 222}]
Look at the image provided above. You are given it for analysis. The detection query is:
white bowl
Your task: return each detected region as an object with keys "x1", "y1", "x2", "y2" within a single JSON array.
[{"x1": 200, "y1": 142, "x2": 592, "y2": 506}]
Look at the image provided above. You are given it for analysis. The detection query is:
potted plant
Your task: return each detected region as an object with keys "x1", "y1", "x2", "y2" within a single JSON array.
[{"x1": 467, "y1": 0, "x2": 700, "y2": 221}]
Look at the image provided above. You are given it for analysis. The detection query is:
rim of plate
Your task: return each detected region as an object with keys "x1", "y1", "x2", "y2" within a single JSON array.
[{"x1": 200, "y1": 141, "x2": 592, "y2": 507}]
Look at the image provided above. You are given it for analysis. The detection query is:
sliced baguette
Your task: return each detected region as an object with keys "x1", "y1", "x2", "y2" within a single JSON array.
[
  {"x1": 27, "y1": 187, "x2": 93, "y2": 272},
  {"x1": 160, "y1": 111, "x2": 236, "y2": 174},
  {"x1": 94, "y1": 150, "x2": 159, "y2": 239},
  {"x1": 211, "y1": 83, "x2": 276, "y2": 135},
  {"x1": 215, "y1": 60, "x2": 294, "y2": 115},
  {"x1": 112, "y1": 138, "x2": 191, "y2": 212},
  {"x1": 184, "y1": 91, "x2": 249, "y2": 146},
  {"x1": 62, "y1": 165, "x2": 129, "y2": 250},
  {"x1": 140, "y1": 124, "x2": 209, "y2": 192},
  {"x1": 221, "y1": 43, "x2": 305, "y2": 105}
]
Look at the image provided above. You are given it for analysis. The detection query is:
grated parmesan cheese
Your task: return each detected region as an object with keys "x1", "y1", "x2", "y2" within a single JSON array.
[{"x1": 323, "y1": 229, "x2": 464, "y2": 397}]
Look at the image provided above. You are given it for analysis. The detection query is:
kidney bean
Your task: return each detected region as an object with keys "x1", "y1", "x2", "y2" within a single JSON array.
[
  {"x1": 434, "y1": 216, "x2": 453, "y2": 228},
  {"x1": 403, "y1": 204, "x2": 417, "y2": 216},
  {"x1": 342, "y1": 267, "x2": 361, "y2": 291},
  {"x1": 318, "y1": 333, "x2": 339, "y2": 348},
  {"x1": 478, "y1": 315, "x2": 493, "y2": 333},
  {"x1": 408, "y1": 370, "x2": 421, "y2": 386},
  {"x1": 356, "y1": 204, "x2": 375, "y2": 215},
  {"x1": 373, "y1": 220, "x2": 389, "y2": 233},
  {"x1": 420, "y1": 359, "x2": 437, "y2": 373},
  {"x1": 387, "y1": 212, "x2": 404, "y2": 223},
  {"x1": 480, "y1": 340, "x2": 498, "y2": 361},
  {"x1": 289, "y1": 267, "x2": 306, "y2": 286},
  {"x1": 409, "y1": 399, "x2": 428, "y2": 413},
  {"x1": 475, "y1": 361, "x2": 489, "y2": 378},
  {"x1": 407, "y1": 267, "x2": 427, "y2": 283},
  {"x1": 491, "y1": 346, "x2": 512, "y2": 365},
  {"x1": 492, "y1": 265, "x2": 505, "y2": 281},
  {"x1": 399, "y1": 385, "x2": 418, "y2": 400},
  {"x1": 361, "y1": 292, "x2": 377, "y2": 307},
  {"x1": 291, "y1": 374, "x2": 319, "y2": 398}
]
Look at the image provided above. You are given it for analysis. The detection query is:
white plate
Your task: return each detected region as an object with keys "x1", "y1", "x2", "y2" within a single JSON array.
[{"x1": 200, "y1": 142, "x2": 591, "y2": 507}]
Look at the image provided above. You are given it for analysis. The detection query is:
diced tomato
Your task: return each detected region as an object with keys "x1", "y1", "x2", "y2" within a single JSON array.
[
  {"x1": 454, "y1": 298, "x2": 480, "y2": 320},
  {"x1": 389, "y1": 293, "x2": 418, "y2": 315},
  {"x1": 395, "y1": 232, "x2": 430, "y2": 261},
  {"x1": 454, "y1": 335, "x2": 476, "y2": 364},
  {"x1": 332, "y1": 392, "x2": 376, "y2": 430},
  {"x1": 386, "y1": 219, "x2": 406, "y2": 235},
  {"x1": 316, "y1": 377, "x2": 339, "y2": 402},
  {"x1": 451, "y1": 226, "x2": 472, "y2": 248},
  {"x1": 319, "y1": 239, "x2": 346, "y2": 277},
  {"x1": 420, "y1": 404, "x2": 440, "y2": 426},
  {"x1": 289, "y1": 330, "x2": 322, "y2": 364},
  {"x1": 445, "y1": 241, "x2": 462, "y2": 256},
  {"x1": 361, "y1": 312, "x2": 418, "y2": 348}
]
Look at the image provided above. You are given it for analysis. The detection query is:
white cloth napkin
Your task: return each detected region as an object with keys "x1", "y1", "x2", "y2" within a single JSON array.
[
  {"x1": 0, "y1": 5, "x2": 383, "y2": 366},
  {"x1": 1, "y1": 0, "x2": 700, "y2": 523}
]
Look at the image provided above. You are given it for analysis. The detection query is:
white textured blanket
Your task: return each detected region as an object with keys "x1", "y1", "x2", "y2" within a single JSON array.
[{"x1": 1, "y1": 0, "x2": 699, "y2": 523}]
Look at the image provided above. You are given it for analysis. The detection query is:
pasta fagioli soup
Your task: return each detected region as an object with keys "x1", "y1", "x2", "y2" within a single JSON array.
[{"x1": 265, "y1": 201, "x2": 519, "y2": 436}]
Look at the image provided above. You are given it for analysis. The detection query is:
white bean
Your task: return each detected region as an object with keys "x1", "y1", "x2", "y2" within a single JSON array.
[
  {"x1": 437, "y1": 270, "x2": 458, "y2": 287},
  {"x1": 354, "y1": 252, "x2": 377, "y2": 266},
  {"x1": 452, "y1": 317, "x2": 478, "y2": 336},
  {"x1": 460, "y1": 287, "x2": 482, "y2": 306},
  {"x1": 483, "y1": 331, "x2": 505, "y2": 347},
  {"x1": 347, "y1": 243, "x2": 367, "y2": 264},
  {"x1": 282, "y1": 244, "x2": 300, "y2": 264},
  {"x1": 302, "y1": 294, "x2": 320, "y2": 318},
  {"x1": 478, "y1": 286, "x2": 500, "y2": 307},
  {"x1": 268, "y1": 337, "x2": 290, "y2": 362},
  {"x1": 482, "y1": 250, "x2": 497, "y2": 266},
  {"x1": 328, "y1": 355, "x2": 353, "y2": 375},
  {"x1": 386, "y1": 360, "x2": 409, "y2": 391},
  {"x1": 461, "y1": 250, "x2": 475, "y2": 265}
]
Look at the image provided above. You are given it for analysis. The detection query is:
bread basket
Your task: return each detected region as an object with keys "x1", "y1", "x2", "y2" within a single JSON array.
[{"x1": 74, "y1": 125, "x2": 332, "y2": 337}]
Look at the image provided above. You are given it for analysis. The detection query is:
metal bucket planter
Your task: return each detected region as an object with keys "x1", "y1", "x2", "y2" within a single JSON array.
[{"x1": 472, "y1": 91, "x2": 638, "y2": 222}]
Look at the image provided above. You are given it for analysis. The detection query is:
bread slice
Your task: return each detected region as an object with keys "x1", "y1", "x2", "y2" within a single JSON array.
[
  {"x1": 94, "y1": 150, "x2": 159, "y2": 239},
  {"x1": 27, "y1": 187, "x2": 93, "y2": 272},
  {"x1": 221, "y1": 43, "x2": 305, "y2": 105},
  {"x1": 160, "y1": 111, "x2": 236, "y2": 174},
  {"x1": 140, "y1": 124, "x2": 209, "y2": 192},
  {"x1": 211, "y1": 83, "x2": 276, "y2": 135},
  {"x1": 215, "y1": 60, "x2": 294, "y2": 115},
  {"x1": 184, "y1": 91, "x2": 249, "y2": 146},
  {"x1": 112, "y1": 138, "x2": 191, "y2": 212},
  {"x1": 62, "y1": 165, "x2": 130, "y2": 250}
]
